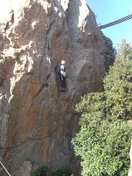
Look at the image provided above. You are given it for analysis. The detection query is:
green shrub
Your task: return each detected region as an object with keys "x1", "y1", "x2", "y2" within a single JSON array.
[
  {"x1": 30, "y1": 166, "x2": 47, "y2": 176},
  {"x1": 72, "y1": 119, "x2": 132, "y2": 176},
  {"x1": 72, "y1": 42, "x2": 132, "y2": 176},
  {"x1": 51, "y1": 170, "x2": 71, "y2": 176}
]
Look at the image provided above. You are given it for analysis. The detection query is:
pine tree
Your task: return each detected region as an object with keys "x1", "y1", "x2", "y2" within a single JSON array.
[{"x1": 72, "y1": 42, "x2": 132, "y2": 176}]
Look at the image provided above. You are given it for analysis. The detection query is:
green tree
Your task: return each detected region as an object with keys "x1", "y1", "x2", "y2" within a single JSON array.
[{"x1": 72, "y1": 43, "x2": 132, "y2": 176}]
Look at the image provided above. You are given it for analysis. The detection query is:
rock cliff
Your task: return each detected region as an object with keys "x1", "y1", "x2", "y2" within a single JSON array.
[{"x1": 0, "y1": 0, "x2": 114, "y2": 175}]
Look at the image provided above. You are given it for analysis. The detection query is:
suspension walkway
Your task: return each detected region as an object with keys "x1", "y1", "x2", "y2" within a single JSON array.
[{"x1": 99, "y1": 14, "x2": 132, "y2": 29}]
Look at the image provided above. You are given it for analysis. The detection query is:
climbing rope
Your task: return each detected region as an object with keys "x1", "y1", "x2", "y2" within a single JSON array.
[
  {"x1": 0, "y1": 161, "x2": 11, "y2": 176},
  {"x1": 99, "y1": 14, "x2": 132, "y2": 29}
]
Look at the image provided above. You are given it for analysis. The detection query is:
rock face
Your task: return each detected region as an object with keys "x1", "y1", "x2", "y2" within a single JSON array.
[
  {"x1": 0, "y1": 0, "x2": 114, "y2": 175},
  {"x1": 13, "y1": 161, "x2": 32, "y2": 176}
]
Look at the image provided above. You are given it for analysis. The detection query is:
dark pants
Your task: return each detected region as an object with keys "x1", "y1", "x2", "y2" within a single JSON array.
[{"x1": 60, "y1": 74, "x2": 66, "y2": 89}]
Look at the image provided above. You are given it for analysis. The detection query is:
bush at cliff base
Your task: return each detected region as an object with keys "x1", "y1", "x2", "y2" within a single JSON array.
[
  {"x1": 51, "y1": 170, "x2": 71, "y2": 176},
  {"x1": 30, "y1": 166, "x2": 47, "y2": 176},
  {"x1": 30, "y1": 167, "x2": 71, "y2": 176},
  {"x1": 72, "y1": 42, "x2": 132, "y2": 176}
]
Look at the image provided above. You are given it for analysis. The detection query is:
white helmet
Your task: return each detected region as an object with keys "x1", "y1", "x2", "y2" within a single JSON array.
[{"x1": 61, "y1": 60, "x2": 65, "y2": 65}]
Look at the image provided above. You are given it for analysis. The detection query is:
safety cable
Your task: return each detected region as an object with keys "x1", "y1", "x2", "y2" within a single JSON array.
[
  {"x1": 0, "y1": 161, "x2": 11, "y2": 176},
  {"x1": 99, "y1": 14, "x2": 132, "y2": 29}
]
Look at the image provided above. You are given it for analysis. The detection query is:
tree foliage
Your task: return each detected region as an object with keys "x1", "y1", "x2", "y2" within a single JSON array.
[{"x1": 72, "y1": 42, "x2": 132, "y2": 176}]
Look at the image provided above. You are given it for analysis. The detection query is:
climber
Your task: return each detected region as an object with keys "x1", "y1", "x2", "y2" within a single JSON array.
[{"x1": 58, "y1": 60, "x2": 66, "y2": 90}]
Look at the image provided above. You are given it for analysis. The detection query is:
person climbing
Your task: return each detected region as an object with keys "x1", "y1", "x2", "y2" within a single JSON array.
[{"x1": 58, "y1": 60, "x2": 66, "y2": 90}]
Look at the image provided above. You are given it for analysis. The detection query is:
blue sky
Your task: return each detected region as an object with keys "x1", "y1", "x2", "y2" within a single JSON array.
[{"x1": 87, "y1": 0, "x2": 132, "y2": 48}]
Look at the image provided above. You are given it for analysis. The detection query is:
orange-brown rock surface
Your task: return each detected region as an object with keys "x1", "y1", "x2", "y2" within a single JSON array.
[{"x1": 0, "y1": 0, "x2": 114, "y2": 175}]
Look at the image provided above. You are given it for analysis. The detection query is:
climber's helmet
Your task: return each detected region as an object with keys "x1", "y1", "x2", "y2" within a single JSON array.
[{"x1": 61, "y1": 60, "x2": 65, "y2": 65}]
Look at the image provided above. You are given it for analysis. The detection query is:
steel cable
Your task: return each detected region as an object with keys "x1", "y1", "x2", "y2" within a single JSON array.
[{"x1": 99, "y1": 14, "x2": 132, "y2": 29}]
